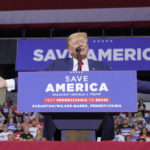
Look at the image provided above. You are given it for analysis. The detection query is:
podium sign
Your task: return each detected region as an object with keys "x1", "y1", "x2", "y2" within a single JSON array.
[{"x1": 18, "y1": 71, "x2": 137, "y2": 112}]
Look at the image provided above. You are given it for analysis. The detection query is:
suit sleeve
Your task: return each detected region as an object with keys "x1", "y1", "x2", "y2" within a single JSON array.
[{"x1": 137, "y1": 79, "x2": 150, "y2": 94}]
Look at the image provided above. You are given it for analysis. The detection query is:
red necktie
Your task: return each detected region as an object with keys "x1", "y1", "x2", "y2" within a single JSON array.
[{"x1": 78, "y1": 61, "x2": 83, "y2": 71}]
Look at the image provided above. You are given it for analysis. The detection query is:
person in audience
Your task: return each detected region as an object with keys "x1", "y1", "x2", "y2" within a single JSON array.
[
  {"x1": 114, "y1": 114, "x2": 122, "y2": 129},
  {"x1": 23, "y1": 112, "x2": 39, "y2": 120},
  {"x1": 6, "y1": 117, "x2": 17, "y2": 132},
  {"x1": 0, "y1": 122, "x2": 4, "y2": 133},
  {"x1": 13, "y1": 105, "x2": 24, "y2": 123},
  {"x1": 13, "y1": 122, "x2": 24, "y2": 140},
  {"x1": 114, "y1": 127, "x2": 125, "y2": 141},
  {"x1": 0, "y1": 125, "x2": 13, "y2": 141},
  {"x1": 145, "y1": 112, "x2": 150, "y2": 123},
  {"x1": 14, "y1": 122, "x2": 24, "y2": 133},
  {"x1": 29, "y1": 119, "x2": 39, "y2": 137},
  {"x1": 119, "y1": 118, "x2": 133, "y2": 137},
  {"x1": 8, "y1": 134, "x2": 15, "y2": 141},
  {"x1": 19, "y1": 126, "x2": 33, "y2": 141},
  {"x1": 145, "y1": 120, "x2": 150, "y2": 132},
  {"x1": 137, "y1": 138, "x2": 146, "y2": 141},
  {"x1": 34, "y1": 128, "x2": 47, "y2": 141},
  {"x1": 7, "y1": 107, "x2": 18, "y2": 123},
  {"x1": 125, "y1": 135, "x2": 131, "y2": 141},
  {"x1": 138, "y1": 99, "x2": 146, "y2": 117},
  {"x1": 34, "y1": 117, "x2": 44, "y2": 129},
  {"x1": 130, "y1": 129, "x2": 139, "y2": 141},
  {"x1": 0, "y1": 111, "x2": 6, "y2": 123},
  {"x1": 134, "y1": 125, "x2": 141, "y2": 137},
  {"x1": 139, "y1": 127, "x2": 150, "y2": 141},
  {"x1": 134, "y1": 112, "x2": 146, "y2": 127},
  {"x1": 1, "y1": 101, "x2": 9, "y2": 119},
  {"x1": 21, "y1": 117, "x2": 32, "y2": 130}
]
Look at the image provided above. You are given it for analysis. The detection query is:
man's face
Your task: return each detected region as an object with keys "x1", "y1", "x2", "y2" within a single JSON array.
[{"x1": 68, "y1": 35, "x2": 88, "y2": 59}]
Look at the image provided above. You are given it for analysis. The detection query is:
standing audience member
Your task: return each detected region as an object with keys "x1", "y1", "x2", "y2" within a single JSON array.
[
  {"x1": 1, "y1": 101, "x2": 9, "y2": 119},
  {"x1": 138, "y1": 99, "x2": 146, "y2": 117},
  {"x1": 6, "y1": 117, "x2": 17, "y2": 132}
]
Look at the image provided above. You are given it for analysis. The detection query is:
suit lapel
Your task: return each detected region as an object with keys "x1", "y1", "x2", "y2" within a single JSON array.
[
  {"x1": 67, "y1": 58, "x2": 73, "y2": 71},
  {"x1": 88, "y1": 59, "x2": 96, "y2": 71}
]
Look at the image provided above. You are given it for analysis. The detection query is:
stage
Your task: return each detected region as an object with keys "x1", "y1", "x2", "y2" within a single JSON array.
[{"x1": 0, "y1": 141, "x2": 149, "y2": 150}]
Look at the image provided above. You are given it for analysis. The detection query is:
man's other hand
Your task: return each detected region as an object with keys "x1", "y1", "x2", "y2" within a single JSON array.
[{"x1": 0, "y1": 77, "x2": 7, "y2": 88}]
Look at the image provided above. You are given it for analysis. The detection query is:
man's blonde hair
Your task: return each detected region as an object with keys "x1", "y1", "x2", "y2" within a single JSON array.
[{"x1": 67, "y1": 32, "x2": 88, "y2": 48}]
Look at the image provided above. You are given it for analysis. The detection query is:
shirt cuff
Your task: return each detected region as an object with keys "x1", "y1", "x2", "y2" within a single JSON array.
[{"x1": 6, "y1": 79, "x2": 15, "y2": 91}]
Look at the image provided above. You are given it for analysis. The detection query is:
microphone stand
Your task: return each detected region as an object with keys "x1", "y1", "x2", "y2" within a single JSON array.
[{"x1": 76, "y1": 47, "x2": 81, "y2": 71}]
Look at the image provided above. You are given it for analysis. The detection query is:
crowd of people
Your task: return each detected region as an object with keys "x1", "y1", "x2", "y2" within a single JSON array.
[
  {"x1": 0, "y1": 97, "x2": 149, "y2": 142},
  {"x1": 0, "y1": 98, "x2": 46, "y2": 141},
  {"x1": 113, "y1": 99, "x2": 150, "y2": 141}
]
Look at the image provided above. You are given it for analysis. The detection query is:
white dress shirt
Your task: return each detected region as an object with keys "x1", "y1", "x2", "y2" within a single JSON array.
[{"x1": 72, "y1": 58, "x2": 89, "y2": 71}]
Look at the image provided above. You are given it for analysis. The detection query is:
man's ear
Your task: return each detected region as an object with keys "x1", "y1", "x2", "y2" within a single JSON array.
[{"x1": 68, "y1": 48, "x2": 72, "y2": 55}]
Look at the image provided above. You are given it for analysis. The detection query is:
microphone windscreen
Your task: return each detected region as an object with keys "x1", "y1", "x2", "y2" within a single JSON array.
[{"x1": 76, "y1": 47, "x2": 81, "y2": 53}]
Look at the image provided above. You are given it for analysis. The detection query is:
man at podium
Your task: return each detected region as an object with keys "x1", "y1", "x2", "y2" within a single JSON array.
[{"x1": 0, "y1": 32, "x2": 114, "y2": 141}]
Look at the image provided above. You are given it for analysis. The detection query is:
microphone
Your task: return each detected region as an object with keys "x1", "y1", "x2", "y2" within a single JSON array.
[{"x1": 76, "y1": 47, "x2": 81, "y2": 71}]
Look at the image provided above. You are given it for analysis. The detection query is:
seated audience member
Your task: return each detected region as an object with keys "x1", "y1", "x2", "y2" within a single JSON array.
[
  {"x1": 145, "y1": 120, "x2": 150, "y2": 132},
  {"x1": 13, "y1": 105, "x2": 24, "y2": 123},
  {"x1": 14, "y1": 122, "x2": 24, "y2": 133},
  {"x1": 19, "y1": 126, "x2": 33, "y2": 141},
  {"x1": 139, "y1": 127, "x2": 150, "y2": 141},
  {"x1": 137, "y1": 138, "x2": 146, "y2": 141},
  {"x1": 29, "y1": 119, "x2": 39, "y2": 137},
  {"x1": 21, "y1": 117, "x2": 32, "y2": 130},
  {"x1": 0, "y1": 122, "x2": 4, "y2": 133},
  {"x1": 23, "y1": 112, "x2": 39, "y2": 120},
  {"x1": 125, "y1": 135, "x2": 131, "y2": 141},
  {"x1": 34, "y1": 128, "x2": 47, "y2": 141},
  {"x1": 130, "y1": 129, "x2": 139, "y2": 141},
  {"x1": 14, "y1": 123, "x2": 24, "y2": 140},
  {"x1": 8, "y1": 134, "x2": 15, "y2": 141},
  {"x1": 7, "y1": 107, "x2": 18, "y2": 123},
  {"x1": 34, "y1": 117, "x2": 44, "y2": 129},
  {"x1": 134, "y1": 125, "x2": 141, "y2": 137},
  {"x1": 114, "y1": 127, "x2": 125, "y2": 141},
  {"x1": 0, "y1": 111, "x2": 6, "y2": 123},
  {"x1": 134, "y1": 112, "x2": 146, "y2": 128},
  {"x1": 119, "y1": 118, "x2": 133, "y2": 137},
  {"x1": 0, "y1": 125, "x2": 13, "y2": 141},
  {"x1": 114, "y1": 114, "x2": 123, "y2": 129},
  {"x1": 6, "y1": 117, "x2": 17, "y2": 132}
]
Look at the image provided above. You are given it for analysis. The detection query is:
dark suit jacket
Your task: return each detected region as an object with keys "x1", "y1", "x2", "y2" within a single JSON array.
[
  {"x1": 43, "y1": 58, "x2": 114, "y2": 141},
  {"x1": 46, "y1": 58, "x2": 111, "y2": 71}
]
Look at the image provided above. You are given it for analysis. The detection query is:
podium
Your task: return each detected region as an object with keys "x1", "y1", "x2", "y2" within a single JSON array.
[
  {"x1": 18, "y1": 71, "x2": 137, "y2": 141},
  {"x1": 52, "y1": 113, "x2": 103, "y2": 141}
]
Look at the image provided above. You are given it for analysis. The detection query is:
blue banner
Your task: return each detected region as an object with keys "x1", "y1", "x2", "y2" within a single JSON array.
[
  {"x1": 17, "y1": 71, "x2": 137, "y2": 112},
  {"x1": 16, "y1": 37, "x2": 150, "y2": 71}
]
